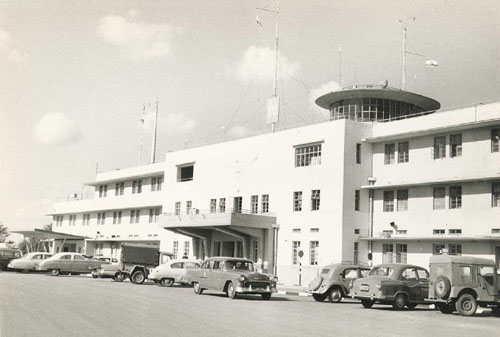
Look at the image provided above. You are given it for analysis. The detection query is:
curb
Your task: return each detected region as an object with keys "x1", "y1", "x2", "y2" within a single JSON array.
[{"x1": 277, "y1": 290, "x2": 311, "y2": 297}]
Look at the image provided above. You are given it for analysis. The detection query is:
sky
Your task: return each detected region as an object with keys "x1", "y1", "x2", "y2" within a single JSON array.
[{"x1": 1, "y1": 0, "x2": 499, "y2": 231}]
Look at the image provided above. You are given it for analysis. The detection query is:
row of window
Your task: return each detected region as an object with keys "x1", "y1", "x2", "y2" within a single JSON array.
[
  {"x1": 97, "y1": 176, "x2": 163, "y2": 198},
  {"x1": 172, "y1": 241, "x2": 190, "y2": 259},
  {"x1": 55, "y1": 207, "x2": 162, "y2": 227},
  {"x1": 295, "y1": 143, "x2": 364, "y2": 167},
  {"x1": 293, "y1": 190, "x2": 320, "y2": 211},
  {"x1": 382, "y1": 183, "x2": 500, "y2": 211},
  {"x1": 384, "y1": 128, "x2": 500, "y2": 165},
  {"x1": 382, "y1": 229, "x2": 464, "y2": 236},
  {"x1": 381, "y1": 243, "x2": 462, "y2": 264}
]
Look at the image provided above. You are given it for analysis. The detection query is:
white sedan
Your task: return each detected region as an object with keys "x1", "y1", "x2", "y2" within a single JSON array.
[
  {"x1": 8, "y1": 252, "x2": 53, "y2": 272},
  {"x1": 148, "y1": 259, "x2": 201, "y2": 287}
]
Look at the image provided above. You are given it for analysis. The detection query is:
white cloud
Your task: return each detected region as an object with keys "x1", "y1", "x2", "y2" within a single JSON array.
[
  {"x1": 34, "y1": 113, "x2": 81, "y2": 145},
  {"x1": 233, "y1": 46, "x2": 300, "y2": 81},
  {"x1": 0, "y1": 28, "x2": 27, "y2": 63},
  {"x1": 309, "y1": 80, "x2": 341, "y2": 115},
  {"x1": 97, "y1": 10, "x2": 179, "y2": 59}
]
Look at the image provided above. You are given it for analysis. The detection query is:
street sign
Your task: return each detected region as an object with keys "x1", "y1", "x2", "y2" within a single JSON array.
[{"x1": 298, "y1": 250, "x2": 304, "y2": 258}]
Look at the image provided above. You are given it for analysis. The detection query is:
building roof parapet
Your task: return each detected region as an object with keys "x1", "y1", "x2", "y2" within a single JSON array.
[
  {"x1": 359, "y1": 236, "x2": 500, "y2": 242},
  {"x1": 86, "y1": 162, "x2": 165, "y2": 186}
]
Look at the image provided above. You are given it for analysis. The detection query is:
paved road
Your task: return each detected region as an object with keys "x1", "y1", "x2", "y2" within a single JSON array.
[{"x1": 0, "y1": 272, "x2": 498, "y2": 337}]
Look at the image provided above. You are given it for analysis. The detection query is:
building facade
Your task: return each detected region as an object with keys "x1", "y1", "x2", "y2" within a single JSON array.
[{"x1": 49, "y1": 85, "x2": 500, "y2": 284}]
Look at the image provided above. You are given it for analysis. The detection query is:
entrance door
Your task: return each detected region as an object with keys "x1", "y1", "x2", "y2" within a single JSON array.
[
  {"x1": 63, "y1": 243, "x2": 76, "y2": 253},
  {"x1": 495, "y1": 247, "x2": 500, "y2": 269},
  {"x1": 222, "y1": 242, "x2": 235, "y2": 257}
]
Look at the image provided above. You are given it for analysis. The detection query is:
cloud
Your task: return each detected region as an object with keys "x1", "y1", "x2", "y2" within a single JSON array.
[
  {"x1": 233, "y1": 46, "x2": 301, "y2": 81},
  {"x1": 309, "y1": 80, "x2": 341, "y2": 115},
  {"x1": 34, "y1": 113, "x2": 81, "y2": 145},
  {"x1": 0, "y1": 28, "x2": 27, "y2": 63},
  {"x1": 97, "y1": 10, "x2": 179, "y2": 59}
]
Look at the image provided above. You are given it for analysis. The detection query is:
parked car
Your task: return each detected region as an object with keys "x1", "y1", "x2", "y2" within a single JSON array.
[
  {"x1": 90, "y1": 257, "x2": 119, "y2": 279},
  {"x1": 309, "y1": 263, "x2": 370, "y2": 302},
  {"x1": 148, "y1": 259, "x2": 201, "y2": 286},
  {"x1": 37, "y1": 253, "x2": 110, "y2": 276},
  {"x1": 0, "y1": 246, "x2": 22, "y2": 271},
  {"x1": 427, "y1": 255, "x2": 500, "y2": 316},
  {"x1": 7, "y1": 252, "x2": 52, "y2": 272},
  {"x1": 350, "y1": 263, "x2": 429, "y2": 310},
  {"x1": 187, "y1": 257, "x2": 278, "y2": 300}
]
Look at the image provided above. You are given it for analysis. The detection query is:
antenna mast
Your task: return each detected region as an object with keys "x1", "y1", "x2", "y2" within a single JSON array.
[
  {"x1": 402, "y1": 22, "x2": 407, "y2": 90},
  {"x1": 339, "y1": 46, "x2": 342, "y2": 88},
  {"x1": 139, "y1": 105, "x2": 145, "y2": 165},
  {"x1": 150, "y1": 100, "x2": 159, "y2": 164}
]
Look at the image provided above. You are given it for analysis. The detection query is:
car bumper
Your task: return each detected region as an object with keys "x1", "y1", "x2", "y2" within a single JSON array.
[{"x1": 236, "y1": 285, "x2": 277, "y2": 294}]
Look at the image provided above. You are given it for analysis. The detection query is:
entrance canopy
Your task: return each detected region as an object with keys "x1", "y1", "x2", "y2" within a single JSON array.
[{"x1": 11, "y1": 229, "x2": 85, "y2": 240}]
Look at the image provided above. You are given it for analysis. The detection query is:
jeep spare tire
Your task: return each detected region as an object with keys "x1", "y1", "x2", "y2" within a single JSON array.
[
  {"x1": 309, "y1": 276, "x2": 323, "y2": 291},
  {"x1": 434, "y1": 276, "x2": 451, "y2": 299}
]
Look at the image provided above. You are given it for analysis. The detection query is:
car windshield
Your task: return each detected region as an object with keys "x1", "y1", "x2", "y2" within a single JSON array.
[
  {"x1": 223, "y1": 260, "x2": 254, "y2": 272},
  {"x1": 369, "y1": 267, "x2": 394, "y2": 277}
]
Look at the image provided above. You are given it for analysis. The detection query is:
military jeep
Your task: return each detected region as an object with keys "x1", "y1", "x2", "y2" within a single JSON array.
[{"x1": 428, "y1": 255, "x2": 500, "y2": 316}]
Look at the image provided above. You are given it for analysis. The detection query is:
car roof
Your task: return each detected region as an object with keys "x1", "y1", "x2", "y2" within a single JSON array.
[
  {"x1": 373, "y1": 263, "x2": 426, "y2": 271},
  {"x1": 322, "y1": 264, "x2": 368, "y2": 272},
  {"x1": 169, "y1": 259, "x2": 200, "y2": 264},
  {"x1": 203, "y1": 257, "x2": 253, "y2": 263},
  {"x1": 430, "y1": 255, "x2": 496, "y2": 266}
]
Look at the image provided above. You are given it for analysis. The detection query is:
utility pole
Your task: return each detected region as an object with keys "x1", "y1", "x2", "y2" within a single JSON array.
[
  {"x1": 139, "y1": 105, "x2": 145, "y2": 165},
  {"x1": 150, "y1": 100, "x2": 159, "y2": 164}
]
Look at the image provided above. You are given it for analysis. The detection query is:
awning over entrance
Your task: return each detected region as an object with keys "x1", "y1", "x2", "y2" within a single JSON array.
[{"x1": 11, "y1": 229, "x2": 85, "y2": 240}]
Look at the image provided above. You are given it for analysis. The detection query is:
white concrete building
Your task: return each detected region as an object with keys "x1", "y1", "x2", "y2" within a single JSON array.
[{"x1": 49, "y1": 85, "x2": 500, "y2": 284}]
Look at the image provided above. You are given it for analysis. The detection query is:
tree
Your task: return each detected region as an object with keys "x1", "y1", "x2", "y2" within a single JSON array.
[
  {"x1": 0, "y1": 223, "x2": 9, "y2": 243},
  {"x1": 43, "y1": 223, "x2": 52, "y2": 232}
]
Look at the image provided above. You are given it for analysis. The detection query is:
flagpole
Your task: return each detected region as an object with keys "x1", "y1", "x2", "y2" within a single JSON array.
[
  {"x1": 402, "y1": 23, "x2": 407, "y2": 91},
  {"x1": 150, "y1": 100, "x2": 159, "y2": 164},
  {"x1": 272, "y1": 0, "x2": 280, "y2": 133},
  {"x1": 339, "y1": 46, "x2": 342, "y2": 88},
  {"x1": 139, "y1": 105, "x2": 145, "y2": 165}
]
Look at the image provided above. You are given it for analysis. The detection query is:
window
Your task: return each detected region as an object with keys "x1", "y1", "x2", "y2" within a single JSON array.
[
  {"x1": 397, "y1": 189, "x2": 408, "y2": 211},
  {"x1": 99, "y1": 185, "x2": 107, "y2": 198},
  {"x1": 97, "y1": 212, "x2": 105, "y2": 225},
  {"x1": 177, "y1": 164, "x2": 194, "y2": 182},
  {"x1": 149, "y1": 208, "x2": 161, "y2": 223},
  {"x1": 459, "y1": 266, "x2": 472, "y2": 283},
  {"x1": 398, "y1": 141, "x2": 409, "y2": 163},
  {"x1": 433, "y1": 136, "x2": 446, "y2": 159},
  {"x1": 219, "y1": 198, "x2": 226, "y2": 213},
  {"x1": 261, "y1": 194, "x2": 269, "y2": 213},
  {"x1": 292, "y1": 241, "x2": 301, "y2": 265},
  {"x1": 251, "y1": 195, "x2": 259, "y2": 214},
  {"x1": 384, "y1": 143, "x2": 395, "y2": 164},
  {"x1": 210, "y1": 199, "x2": 217, "y2": 213},
  {"x1": 115, "y1": 182, "x2": 124, "y2": 196},
  {"x1": 450, "y1": 134, "x2": 462, "y2": 157},
  {"x1": 311, "y1": 190, "x2": 320, "y2": 211},
  {"x1": 233, "y1": 197, "x2": 242, "y2": 213},
  {"x1": 113, "y1": 211, "x2": 122, "y2": 225},
  {"x1": 433, "y1": 244, "x2": 446, "y2": 255},
  {"x1": 310, "y1": 228, "x2": 319, "y2": 233},
  {"x1": 449, "y1": 229, "x2": 462, "y2": 235},
  {"x1": 492, "y1": 228, "x2": 500, "y2": 234},
  {"x1": 449, "y1": 244, "x2": 462, "y2": 255},
  {"x1": 383, "y1": 191, "x2": 394, "y2": 212},
  {"x1": 132, "y1": 180, "x2": 142, "y2": 194},
  {"x1": 82, "y1": 214, "x2": 90, "y2": 226},
  {"x1": 356, "y1": 143, "x2": 362, "y2": 164},
  {"x1": 354, "y1": 229, "x2": 360, "y2": 235},
  {"x1": 174, "y1": 202, "x2": 181, "y2": 215},
  {"x1": 354, "y1": 190, "x2": 360, "y2": 211},
  {"x1": 151, "y1": 176, "x2": 163, "y2": 191},
  {"x1": 353, "y1": 242, "x2": 359, "y2": 264},
  {"x1": 396, "y1": 230, "x2": 407, "y2": 235},
  {"x1": 416, "y1": 269, "x2": 429, "y2": 280},
  {"x1": 492, "y1": 128, "x2": 500, "y2": 152},
  {"x1": 401, "y1": 268, "x2": 418, "y2": 281},
  {"x1": 310, "y1": 241, "x2": 319, "y2": 265},
  {"x1": 433, "y1": 187, "x2": 446, "y2": 210},
  {"x1": 130, "y1": 210, "x2": 140, "y2": 224},
  {"x1": 173, "y1": 241, "x2": 179, "y2": 259},
  {"x1": 433, "y1": 229, "x2": 445, "y2": 235},
  {"x1": 395, "y1": 244, "x2": 407, "y2": 263},
  {"x1": 295, "y1": 143, "x2": 322, "y2": 167},
  {"x1": 292, "y1": 228, "x2": 301, "y2": 233},
  {"x1": 183, "y1": 241, "x2": 190, "y2": 257},
  {"x1": 293, "y1": 191, "x2": 302, "y2": 211},
  {"x1": 492, "y1": 183, "x2": 500, "y2": 207},
  {"x1": 382, "y1": 244, "x2": 394, "y2": 263},
  {"x1": 186, "y1": 201, "x2": 192, "y2": 214},
  {"x1": 449, "y1": 186, "x2": 462, "y2": 209},
  {"x1": 54, "y1": 215, "x2": 63, "y2": 227}
]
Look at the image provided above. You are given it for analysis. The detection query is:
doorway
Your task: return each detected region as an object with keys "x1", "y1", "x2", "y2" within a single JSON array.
[
  {"x1": 222, "y1": 242, "x2": 235, "y2": 257},
  {"x1": 495, "y1": 246, "x2": 500, "y2": 269}
]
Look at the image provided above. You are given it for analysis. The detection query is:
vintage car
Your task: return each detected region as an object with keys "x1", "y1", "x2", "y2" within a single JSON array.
[
  {"x1": 427, "y1": 255, "x2": 500, "y2": 316},
  {"x1": 0, "y1": 246, "x2": 22, "y2": 271},
  {"x1": 308, "y1": 263, "x2": 370, "y2": 302},
  {"x1": 350, "y1": 263, "x2": 429, "y2": 310},
  {"x1": 188, "y1": 257, "x2": 278, "y2": 300},
  {"x1": 7, "y1": 252, "x2": 52, "y2": 272},
  {"x1": 37, "y1": 252, "x2": 110, "y2": 276},
  {"x1": 148, "y1": 259, "x2": 201, "y2": 286},
  {"x1": 91, "y1": 258, "x2": 119, "y2": 279}
]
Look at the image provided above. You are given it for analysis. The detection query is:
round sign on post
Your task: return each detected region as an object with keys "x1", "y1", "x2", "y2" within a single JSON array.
[
  {"x1": 298, "y1": 250, "x2": 304, "y2": 286},
  {"x1": 298, "y1": 250, "x2": 304, "y2": 258}
]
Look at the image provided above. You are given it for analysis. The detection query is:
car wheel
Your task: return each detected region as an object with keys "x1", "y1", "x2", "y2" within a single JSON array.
[
  {"x1": 361, "y1": 299, "x2": 374, "y2": 308},
  {"x1": 50, "y1": 269, "x2": 60, "y2": 276},
  {"x1": 434, "y1": 276, "x2": 451, "y2": 299},
  {"x1": 131, "y1": 271, "x2": 146, "y2": 285},
  {"x1": 161, "y1": 278, "x2": 174, "y2": 287},
  {"x1": 328, "y1": 288, "x2": 343, "y2": 303},
  {"x1": 91, "y1": 271, "x2": 98, "y2": 279},
  {"x1": 261, "y1": 293, "x2": 272, "y2": 300},
  {"x1": 392, "y1": 294, "x2": 407, "y2": 310},
  {"x1": 227, "y1": 281, "x2": 237, "y2": 299},
  {"x1": 491, "y1": 306, "x2": 500, "y2": 317},
  {"x1": 406, "y1": 302, "x2": 418, "y2": 309},
  {"x1": 113, "y1": 273, "x2": 125, "y2": 282},
  {"x1": 456, "y1": 293, "x2": 477, "y2": 316},
  {"x1": 436, "y1": 302, "x2": 455, "y2": 314},
  {"x1": 312, "y1": 293, "x2": 327, "y2": 302},
  {"x1": 193, "y1": 282, "x2": 203, "y2": 295}
]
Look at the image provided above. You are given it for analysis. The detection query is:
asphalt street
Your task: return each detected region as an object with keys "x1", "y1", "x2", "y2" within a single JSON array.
[{"x1": 0, "y1": 272, "x2": 498, "y2": 337}]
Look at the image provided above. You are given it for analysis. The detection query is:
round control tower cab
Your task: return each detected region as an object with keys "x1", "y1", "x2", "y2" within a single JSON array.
[{"x1": 315, "y1": 85, "x2": 441, "y2": 122}]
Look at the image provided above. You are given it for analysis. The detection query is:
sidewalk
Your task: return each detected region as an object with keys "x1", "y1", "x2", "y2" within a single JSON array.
[{"x1": 276, "y1": 283, "x2": 310, "y2": 296}]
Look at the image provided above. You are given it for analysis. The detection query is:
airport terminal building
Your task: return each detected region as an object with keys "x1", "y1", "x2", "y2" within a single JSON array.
[{"x1": 49, "y1": 85, "x2": 500, "y2": 284}]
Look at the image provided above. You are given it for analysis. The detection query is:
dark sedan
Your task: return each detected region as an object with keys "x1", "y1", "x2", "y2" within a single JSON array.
[{"x1": 38, "y1": 253, "x2": 109, "y2": 276}]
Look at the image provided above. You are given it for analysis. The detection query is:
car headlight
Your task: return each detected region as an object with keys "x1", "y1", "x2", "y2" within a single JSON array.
[
  {"x1": 7, "y1": 263, "x2": 12, "y2": 268},
  {"x1": 238, "y1": 275, "x2": 247, "y2": 282},
  {"x1": 270, "y1": 276, "x2": 278, "y2": 283}
]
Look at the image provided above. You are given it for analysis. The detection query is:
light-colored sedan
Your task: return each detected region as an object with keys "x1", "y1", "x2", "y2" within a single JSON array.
[
  {"x1": 8, "y1": 252, "x2": 52, "y2": 272},
  {"x1": 148, "y1": 259, "x2": 201, "y2": 287},
  {"x1": 38, "y1": 253, "x2": 109, "y2": 276}
]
